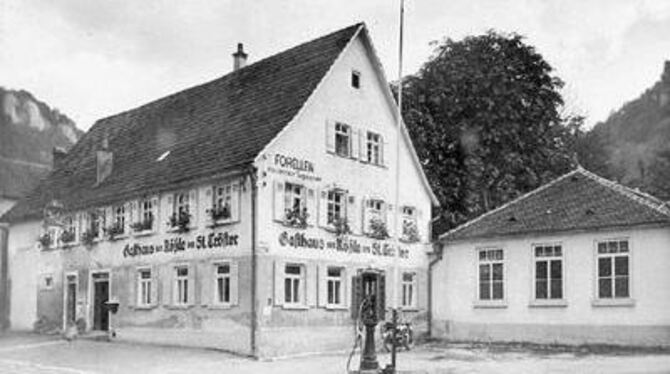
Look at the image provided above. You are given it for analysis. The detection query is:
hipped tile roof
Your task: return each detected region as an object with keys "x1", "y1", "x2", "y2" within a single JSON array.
[
  {"x1": 2, "y1": 23, "x2": 363, "y2": 222},
  {"x1": 441, "y1": 168, "x2": 670, "y2": 242}
]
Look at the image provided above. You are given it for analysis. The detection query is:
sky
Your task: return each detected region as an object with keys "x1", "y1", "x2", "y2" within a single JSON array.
[{"x1": 0, "y1": 0, "x2": 669, "y2": 131}]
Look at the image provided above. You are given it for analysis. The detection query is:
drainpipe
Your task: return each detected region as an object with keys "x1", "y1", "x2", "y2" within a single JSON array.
[
  {"x1": 427, "y1": 241, "x2": 443, "y2": 338},
  {"x1": 0, "y1": 223, "x2": 8, "y2": 330},
  {"x1": 249, "y1": 168, "x2": 258, "y2": 358}
]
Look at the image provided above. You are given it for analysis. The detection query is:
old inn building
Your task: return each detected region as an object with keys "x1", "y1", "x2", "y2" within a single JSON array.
[{"x1": 2, "y1": 23, "x2": 437, "y2": 357}]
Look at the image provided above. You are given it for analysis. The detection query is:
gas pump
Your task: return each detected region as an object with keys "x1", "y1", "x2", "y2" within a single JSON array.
[{"x1": 348, "y1": 268, "x2": 386, "y2": 373}]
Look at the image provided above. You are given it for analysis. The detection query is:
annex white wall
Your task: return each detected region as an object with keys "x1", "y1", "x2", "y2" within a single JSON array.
[
  {"x1": 7, "y1": 219, "x2": 41, "y2": 330},
  {"x1": 432, "y1": 226, "x2": 670, "y2": 345}
]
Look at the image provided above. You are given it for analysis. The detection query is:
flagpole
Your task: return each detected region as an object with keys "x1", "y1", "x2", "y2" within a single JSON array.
[{"x1": 393, "y1": 0, "x2": 404, "y2": 310}]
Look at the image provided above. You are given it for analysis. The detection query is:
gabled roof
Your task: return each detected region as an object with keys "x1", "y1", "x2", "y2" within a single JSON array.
[
  {"x1": 440, "y1": 167, "x2": 670, "y2": 242},
  {"x1": 2, "y1": 23, "x2": 363, "y2": 222}
]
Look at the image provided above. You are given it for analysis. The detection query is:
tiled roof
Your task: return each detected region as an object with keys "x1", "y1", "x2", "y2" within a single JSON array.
[
  {"x1": 440, "y1": 168, "x2": 670, "y2": 242},
  {"x1": 2, "y1": 23, "x2": 363, "y2": 222},
  {"x1": 0, "y1": 159, "x2": 50, "y2": 200}
]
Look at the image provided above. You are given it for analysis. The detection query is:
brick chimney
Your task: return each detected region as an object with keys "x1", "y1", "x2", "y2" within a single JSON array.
[
  {"x1": 232, "y1": 43, "x2": 248, "y2": 71},
  {"x1": 52, "y1": 147, "x2": 67, "y2": 169},
  {"x1": 96, "y1": 135, "x2": 113, "y2": 184}
]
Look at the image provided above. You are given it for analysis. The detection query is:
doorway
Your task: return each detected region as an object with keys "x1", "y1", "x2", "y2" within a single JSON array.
[
  {"x1": 63, "y1": 273, "x2": 78, "y2": 330},
  {"x1": 91, "y1": 272, "x2": 109, "y2": 331}
]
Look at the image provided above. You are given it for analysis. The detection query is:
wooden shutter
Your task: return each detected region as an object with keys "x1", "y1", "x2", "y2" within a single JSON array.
[
  {"x1": 231, "y1": 183, "x2": 241, "y2": 223},
  {"x1": 342, "y1": 268, "x2": 350, "y2": 308},
  {"x1": 417, "y1": 270, "x2": 426, "y2": 310},
  {"x1": 203, "y1": 186, "x2": 213, "y2": 225},
  {"x1": 127, "y1": 267, "x2": 136, "y2": 308},
  {"x1": 126, "y1": 201, "x2": 135, "y2": 233},
  {"x1": 151, "y1": 265, "x2": 159, "y2": 306},
  {"x1": 164, "y1": 194, "x2": 174, "y2": 232},
  {"x1": 163, "y1": 265, "x2": 173, "y2": 305},
  {"x1": 385, "y1": 268, "x2": 394, "y2": 310},
  {"x1": 351, "y1": 273, "x2": 362, "y2": 319},
  {"x1": 200, "y1": 263, "x2": 211, "y2": 307},
  {"x1": 273, "y1": 181, "x2": 284, "y2": 222},
  {"x1": 381, "y1": 135, "x2": 389, "y2": 167},
  {"x1": 350, "y1": 128, "x2": 359, "y2": 160},
  {"x1": 187, "y1": 263, "x2": 196, "y2": 305},
  {"x1": 151, "y1": 196, "x2": 159, "y2": 232},
  {"x1": 274, "y1": 260, "x2": 284, "y2": 306},
  {"x1": 386, "y1": 203, "x2": 395, "y2": 238},
  {"x1": 359, "y1": 130, "x2": 367, "y2": 163},
  {"x1": 346, "y1": 195, "x2": 358, "y2": 234},
  {"x1": 325, "y1": 120, "x2": 335, "y2": 153},
  {"x1": 318, "y1": 189, "x2": 329, "y2": 228},
  {"x1": 230, "y1": 261, "x2": 239, "y2": 306},
  {"x1": 188, "y1": 190, "x2": 198, "y2": 229},
  {"x1": 306, "y1": 188, "x2": 317, "y2": 226},
  {"x1": 317, "y1": 264, "x2": 327, "y2": 307},
  {"x1": 306, "y1": 263, "x2": 317, "y2": 307},
  {"x1": 361, "y1": 198, "x2": 370, "y2": 234}
]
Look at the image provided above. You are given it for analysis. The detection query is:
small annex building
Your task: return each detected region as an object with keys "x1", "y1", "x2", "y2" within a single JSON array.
[
  {"x1": 2, "y1": 23, "x2": 437, "y2": 358},
  {"x1": 431, "y1": 167, "x2": 670, "y2": 347}
]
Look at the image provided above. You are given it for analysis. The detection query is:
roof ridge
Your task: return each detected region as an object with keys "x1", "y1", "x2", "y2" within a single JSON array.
[
  {"x1": 439, "y1": 169, "x2": 580, "y2": 241},
  {"x1": 578, "y1": 168, "x2": 670, "y2": 217}
]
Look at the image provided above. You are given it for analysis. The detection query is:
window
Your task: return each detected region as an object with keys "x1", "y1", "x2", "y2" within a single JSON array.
[
  {"x1": 87, "y1": 210, "x2": 101, "y2": 239},
  {"x1": 401, "y1": 206, "x2": 419, "y2": 241},
  {"x1": 212, "y1": 184, "x2": 233, "y2": 221},
  {"x1": 335, "y1": 123, "x2": 351, "y2": 157},
  {"x1": 351, "y1": 70, "x2": 361, "y2": 89},
  {"x1": 401, "y1": 272, "x2": 416, "y2": 308},
  {"x1": 137, "y1": 199, "x2": 154, "y2": 231},
  {"x1": 113, "y1": 205, "x2": 125, "y2": 234},
  {"x1": 284, "y1": 182, "x2": 305, "y2": 216},
  {"x1": 215, "y1": 263, "x2": 231, "y2": 305},
  {"x1": 534, "y1": 245, "x2": 563, "y2": 300},
  {"x1": 366, "y1": 132, "x2": 381, "y2": 165},
  {"x1": 174, "y1": 266, "x2": 189, "y2": 305},
  {"x1": 367, "y1": 199, "x2": 384, "y2": 220},
  {"x1": 61, "y1": 215, "x2": 77, "y2": 244},
  {"x1": 597, "y1": 240, "x2": 630, "y2": 299},
  {"x1": 284, "y1": 264, "x2": 304, "y2": 305},
  {"x1": 41, "y1": 274, "x2": 54, "y2": 290},
  {"x1": 327, "y1": 190, "x2": 346, "y2": 225},
  {"x1": 478, "y1": 249, "x2": 504, "y2": 300},
  {"x1": 326, "y1": 267, "x2": 344, "y2": 306},
  {"x1": 137, "y1": 269, "x2": 152, "y2": 306},
  {"x1": 174, "y1": 192, "x2": 190, "y2": 217}
]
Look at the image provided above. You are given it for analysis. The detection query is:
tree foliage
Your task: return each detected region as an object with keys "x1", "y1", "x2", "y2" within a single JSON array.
[{"x1": 400, "y1": 30, "x2": 583, "y2": 231}]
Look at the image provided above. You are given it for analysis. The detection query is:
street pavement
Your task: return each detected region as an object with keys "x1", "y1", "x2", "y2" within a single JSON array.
[{"x1": 1, "y1": 332, "x2": 670, "y2": 373}]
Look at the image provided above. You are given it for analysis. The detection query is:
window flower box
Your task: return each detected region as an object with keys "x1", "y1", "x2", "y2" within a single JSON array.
[
  {"x1": 401, "y1": 220, "x2": 420, "y2": 243},
  {"x1": 60, "y1": 230, "x2": 76, "y2": 245},
  {"x1": 332, "y1": 217, "x2": 351, "y2": 237},
  {"x1": 168, "y1": 211, "x2": 191, "y2": 233},
  {"x1": 38, "y1": 233, "x2": 53, "y2": 249},
  {"x1": 104, "y1": 223, "x2": 125, "y2": 241},
  {"x1": 208, "y1": 204, "x2": 231, "y2": 222},
  {"x1": 367, "y1": 217, "x2": 389, "y2": 240},
  {"x1": 284, "y1": 207, "x2": 308, "y2": 229},
  {"x1": 131, "y1": 217, "x2": 154, "y2": 233},
  {"x1": 80, "y1": 230, "x2": 97, "y2": 247}
]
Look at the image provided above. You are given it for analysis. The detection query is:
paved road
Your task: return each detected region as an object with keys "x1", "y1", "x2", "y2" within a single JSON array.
[{"x1": 0, "y1": 333, "x2": 669, "y2": 373}]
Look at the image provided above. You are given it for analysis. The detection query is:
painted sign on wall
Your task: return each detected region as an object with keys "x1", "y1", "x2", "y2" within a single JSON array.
[
  {"x1": 278, "y1": 231, "x2": 409, "y2": 259},
  {"x1": 266, "y1": 153, "x2": 322, "y2": 182},
  {"x1": 123, "y1": 231, "x2": 239, "y2": 258}
]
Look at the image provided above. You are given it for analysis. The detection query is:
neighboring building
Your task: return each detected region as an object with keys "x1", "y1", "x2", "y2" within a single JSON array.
[
  {"x1": 432, "y1": 167, "x2": 670, "y2": 347},
  {"x1": 2, "y1": 23, "x2": 437, "y2": 358}
]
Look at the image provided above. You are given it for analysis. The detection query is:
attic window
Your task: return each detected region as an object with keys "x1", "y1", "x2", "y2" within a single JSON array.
[
  {"x1": 585, "y1": 208, "x2": 595, "y2": 216},
  {"x1": 351, "y1": 70, "x2": 361, "y2": 89},
  {"x1": 157, "y1": 151, "x2": 170, "y2": 162},
  {"x1": 508, "y1": 216, "x2": 517, "y2": 222}
]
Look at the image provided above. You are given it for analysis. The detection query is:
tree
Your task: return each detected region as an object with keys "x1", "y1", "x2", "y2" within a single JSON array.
[
  {"x1": 645, "y1": 149, "x2": 670, "y2": 201},
  {"x1": 400, "y1": 30, "x2": 582, "y2": 231}
]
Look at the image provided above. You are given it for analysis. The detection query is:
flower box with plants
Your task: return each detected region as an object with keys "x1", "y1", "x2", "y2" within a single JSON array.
[
  {"x1": 130, "y1": 216, "x2": 154, "y2": 233},
  {"x1": 104, "y1": 223, "x2": 125, "y2": 241},
  {"x1": 332, "y1": 217, "x2": 351, "y2": 237},
  {"x1": 59, "y1": 230, "x2": 77, "y2": 245},
  {"x1": 168, "y1": 211, "x2": 191, "y2": 233},
  {"x1": 284, "y1": 206, "x2": 308, "y2": 229},
  {"x1": 80, "y1": 230, "x2": 97, "y2": 247},
  {"x1": 401, "y1": 220, "x2": 421, "y2": 243},
  {"x1": 208, "y1": 204, "x2": 231, "y2": 223},
  {"x1": 367, "y1": 217, "x2": 390, "y2": 240},
  {"x1": 38, "y1": 233, "x2": 53, "y2": 249}
]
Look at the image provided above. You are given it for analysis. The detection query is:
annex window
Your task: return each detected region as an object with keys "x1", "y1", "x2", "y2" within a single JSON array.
[
  {"x1": 351, "y1": 70, "x2": 361, "y2": 89},
  {"x1": 534, "y1": 245, "x2": 563, "y2": 300},
  {"x1": 478, "y1": 248, "x2": 504, "y2": 301},
  {"x1": 215, "y1": 263, "x2": 231, "y2": 305},
  {"x1": 366, "y1": 132, "x2": 381, "y2": 165},
  {"x1": 211, "y1": 184, "x2": 233, "y2": 222},
  {"x1": 335, "y1": 123, "x2": 351, "y2": 157},
  {"x1": 401, "y1": 272, "x2": 417, "y2": 308},
  {"x1": 327, "y1": 189, "x2": 346, "y2": 225},
  {"x1": 174, "y1": 266, "x2": 189, "y2": 305},
  {"x1": 137, "y1": 269, "x2": 153, "y2": 306},
  {"x1": 326, "y1": 267, "x2": 344, "y2": 306},
  {"x1": 284, "y1": 264, "x2": 304, "y2": 305},
  {"x1": 597, "y1": 240, "x2": 630, "y2": 299}
]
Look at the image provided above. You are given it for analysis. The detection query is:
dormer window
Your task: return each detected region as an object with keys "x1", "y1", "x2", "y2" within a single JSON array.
[{"x1": 351, "y1": 70, "x2": 361, "y2": 89}]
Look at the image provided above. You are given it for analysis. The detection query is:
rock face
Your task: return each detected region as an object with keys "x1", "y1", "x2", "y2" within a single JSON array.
[{"x1": 0, "y1": 87, "x2": 82, "y2": 200}]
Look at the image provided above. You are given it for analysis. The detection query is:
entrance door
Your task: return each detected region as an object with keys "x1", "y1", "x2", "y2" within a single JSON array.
[
  {"x1": 92, "y1": 273, "x2": 109, "y2": 331},
  {"x1": 65, "y1": 275, "x2": 77, "y2": 326}
]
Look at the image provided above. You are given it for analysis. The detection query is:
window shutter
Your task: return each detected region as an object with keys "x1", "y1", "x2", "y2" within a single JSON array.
[
  {"x1": 416, "y1": 208, "x2": 423, "y2": 242},
  {"x1": 325, "y1": 120, "x2": 335, "y2": 153},
  {"x1": 359, "y1": 130, "x2": 367, "y2": 163},
  {"x1": 189, "y1": 190, "x2": 198, "y2": 228},
  {"x1": 151, "y1": 266, "x2": 159, "y2": 306},
  {"x1": 342, "y1": 268, "x2": 350, "y2": 308},
  {"x1": 317, "y1": 264, "x2": 327, "y2": 307},
  {"x1": 307, "y1": 263, "x2": 317, "y2": 307},
  {"x1": 381, "y1": 135, "x2": 389, "y2": 167},
  {"x1": 350, "y1": 128, "x2": 359, "y2": 160},
  {"x1": 385, "y1": 268, "x2": 394, "y2": 310},
  {"x1": 200, "y1": 263, "x2": 211, "y2": 307},
  {"x1": 164, "y1": 195, "x2": 173, "y2": 232},
  {"x1": 231, "y1": 183, "x2": 241, "y2": 223},
  {"x1": 187, "y1": 264, "x2": 196, "y2": 305},
  {"x1": 151, "y1": 197, "x2": 159, "y2": 232},
  {"x1": 230, "y1": 261, "x2": 239, "y2": 306},
  {"x1": 128, "y1": 268, "x2": 136, "y2": 308},
  {"x1": 306, "y1": 188, "x2": 317, "y2": 226},
  {"x1": 318, "y1": 189, "x2": 329, "y2": 228},
  {"x1": 361, "y1": 198, "x2": 369, "y2": 234},
  {"x1": 386, "y1": 204, "x2": 395, "y2": 238},
  {"x1": 273, "y1": 181, "x2": 284, "y2": 222},
  {"x1": 351, "y1": 273, "x2": 362, "y2": 319},
  {"x1": 203, "y1": 187, "x2": 213, "y2": 225},
  {"x1": 417, "y1": 271, "x2": 426, "y2": 310},
  {"x1": 126, "y1": 201, "x2": 135, "y2": 233},
  {"x1": 274, "y1": 260, "x2": 284, "y2": 306},
  {"x1": 346, "y1": 195, "x2": 358, "y2": 234},
  {"x1": 164, "y1": 265, "x2": 173, "y2": 305}
]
